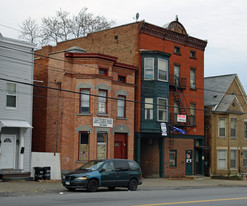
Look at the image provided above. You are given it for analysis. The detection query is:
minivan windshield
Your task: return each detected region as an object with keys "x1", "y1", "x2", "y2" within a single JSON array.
[{"x1": 77, "y1": 160, "x2": 104, "y2": 171}]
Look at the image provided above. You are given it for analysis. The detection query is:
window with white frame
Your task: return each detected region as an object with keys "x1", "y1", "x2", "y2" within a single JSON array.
[
  {"x1": 80, "y1": 89, "x2": 90, "y2": 113},
  {"x1": 217, "y1": 150, "x2": 227, "y2": 169},
  {"x1": 230, "y1": 118, "x2": 237, "y2": 138},
  {"x1": 158, "y1": 58, "x2": 168, "y2": 81},
  {"x1": 98, "y1": 90, "x2": 107, "y2": 114},
  {"x1": 244, "y1": 122, "x2": 247, "y2": 140},
  {"x1": 230, "y1": 150, "x2": 237, "y2": 169},
  {"x1": 218, "y1": 118, "x2": 226, "y2": 137},
  {"x1": 157, "y1": 98, "x2": 168, "y2": 121},
  {"x1": 97, "y1": 133, "x2": 107, "y2": 159},
  {"x1": 117, "y1": 96, "x2": 125, "y2": 118},
  {"x1": 190, "y1": 69, "x2": 196, "y2": 89},
  {"x1": 243, "y1": 150, "x2": 247, "y2": 168},
  {"x1": 145, "y1": 98, "x2": 153, "y2": 120},
  {"x1": 144, "y1": 57, "x2": 154, "y2": 80},
  {"x1": 6, "y1": 82, "x2": 17, "y2": 108}
]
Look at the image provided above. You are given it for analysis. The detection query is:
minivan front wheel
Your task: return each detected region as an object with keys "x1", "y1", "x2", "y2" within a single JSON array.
[
  {"x1": 128, "y1": 179, "x2": 138, "y2": 191},
  {"x1": 87, "y1": 179, "x2": 99, "y2": 192}
]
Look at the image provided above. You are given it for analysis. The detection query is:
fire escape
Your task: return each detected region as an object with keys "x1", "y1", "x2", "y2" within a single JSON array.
[{"x1": 169, "y1": 74, "x2": 193, "y2": 147}]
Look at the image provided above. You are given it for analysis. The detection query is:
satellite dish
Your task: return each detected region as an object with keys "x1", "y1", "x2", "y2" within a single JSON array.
[
  {"x1": 136, "y1": 13, "x2": 139, "y2": 21},
  {"x1": 134, "y1": 13, "x2": 139, "y2": 21}
]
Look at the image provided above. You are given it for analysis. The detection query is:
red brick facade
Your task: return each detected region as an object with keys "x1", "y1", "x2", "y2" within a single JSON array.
[
  {"x1": 33, "y1": 20, "x2": 207, "y2": 177},
  {"x1": 33, "y1": 48, "x2": 136, "y2": 172}
]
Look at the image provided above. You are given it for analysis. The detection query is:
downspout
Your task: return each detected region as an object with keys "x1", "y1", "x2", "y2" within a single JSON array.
[{"x1": 56, "y1": 82, "x2": 61, "y2": 153}]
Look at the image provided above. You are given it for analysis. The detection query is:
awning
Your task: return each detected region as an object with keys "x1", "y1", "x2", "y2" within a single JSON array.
[{"x1": 0, "y1": 119, "x2": 32, "y2": 131}]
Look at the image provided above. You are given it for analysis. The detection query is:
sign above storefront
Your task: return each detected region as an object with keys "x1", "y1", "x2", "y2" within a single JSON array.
[
  {"x1": 177, "y1": 114, "x2": 186, "y2": 122},
  {"x1": 93, "y1": 117, "x2": 113, "y2": 128}
]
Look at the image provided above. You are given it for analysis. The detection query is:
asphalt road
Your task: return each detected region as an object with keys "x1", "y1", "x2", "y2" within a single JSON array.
[{"x1": 1, "y1": 186, "x2": 247, "y2": 206}]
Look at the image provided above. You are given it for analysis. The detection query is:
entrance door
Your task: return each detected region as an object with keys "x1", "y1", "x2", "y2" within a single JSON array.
[
  {"x1": 0, "y1": 135, "x2": 16, "y2": 169},
  {"x1": 114, "y1": 133, "x2": 127, "y2": 159},
  {"x1": 185, "y1": 150, "x2": 193, "y2": 175}
]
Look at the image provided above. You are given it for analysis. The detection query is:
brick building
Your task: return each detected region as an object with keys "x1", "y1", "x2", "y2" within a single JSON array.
[
  {"x1": 33, "y1": 18, "x2": 207, "y2": 177},
  {"x1": 32, "y1": 47, "x2": 137, "y2": 172},
  {"x1": 204, "y1": 74, "x2": 247, "y2": 177}
]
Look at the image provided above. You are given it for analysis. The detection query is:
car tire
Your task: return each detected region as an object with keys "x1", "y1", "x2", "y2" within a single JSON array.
[
  {"x1": 87, "y1": 179, "x2": 99, "y2": 192},
  {"x1": 128, "y1": 179, "x2": 138, "y2": 191},
  {"x1": 108, "y1": 187, "x2": 116, "y2": 191}
]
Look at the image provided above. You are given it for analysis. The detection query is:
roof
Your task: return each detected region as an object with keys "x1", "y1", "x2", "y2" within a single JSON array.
[
  {"x1": 204, "y1": 74, "x2": 236, "y2": 108},
  {"x1": 204, "y1": 74, "x2": 247, "y2": 113},
  {"x1": 65, "y1": 46, "x2": 87, "y2": 53},
  {"x1": 0, "y1": 33, "x2": 36, "y2": 48},
  {"x1": 216, "y1": 95, "x2": 236, "y2": 111}
]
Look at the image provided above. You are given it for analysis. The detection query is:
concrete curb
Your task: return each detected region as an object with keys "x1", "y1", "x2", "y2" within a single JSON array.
[{"x1": 1, "y1": 177, "x2": 247, "y2": 196}]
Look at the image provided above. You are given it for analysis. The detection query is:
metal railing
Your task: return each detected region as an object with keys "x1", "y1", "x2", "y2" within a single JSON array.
[{"x1": 169, "y1": 74, "x2": 186, "y2": 89}]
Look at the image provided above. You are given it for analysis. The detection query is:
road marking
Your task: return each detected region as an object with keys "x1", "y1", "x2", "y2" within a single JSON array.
[{"x1": 132, "y1": 197, "x2": 247, "y2": 206}]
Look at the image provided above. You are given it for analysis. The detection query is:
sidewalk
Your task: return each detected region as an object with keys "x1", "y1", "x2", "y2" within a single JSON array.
[{"x1": 1, "y1": 177, "x2": 247, "y2": 196}]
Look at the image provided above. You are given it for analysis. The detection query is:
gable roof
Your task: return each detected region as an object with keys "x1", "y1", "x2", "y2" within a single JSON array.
[
  {"x1": 204, "y1": 73, "x2": 247, "y2": 113},
  {"x1": 216, "y1": 94, "x2": 244, "y2": 113},
  {"x1": 204, "y1": 74, "x2": 236, "y2": 108}
]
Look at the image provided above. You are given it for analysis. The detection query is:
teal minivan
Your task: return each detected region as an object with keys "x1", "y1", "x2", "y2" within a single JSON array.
[{"x1": 62, "y1": 159, "x2": 142, "y2": 192}]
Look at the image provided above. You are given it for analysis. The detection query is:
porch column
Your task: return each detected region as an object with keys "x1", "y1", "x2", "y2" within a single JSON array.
[{"x1": 18, "y1": 128, "x2": 25, "y2": 170}]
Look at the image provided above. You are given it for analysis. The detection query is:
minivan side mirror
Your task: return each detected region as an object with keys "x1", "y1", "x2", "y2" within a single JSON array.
[{"x1": 99, "y1": 168, "x2": 105, "y2": 172}]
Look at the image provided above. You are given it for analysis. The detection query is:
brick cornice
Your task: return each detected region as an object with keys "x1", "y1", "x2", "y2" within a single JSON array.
[
  {"x1": 65, "y1": 52, "x2": 118, "y2": 62},
  {"x1": 140, "y1": 22, "x2": 207, "y2": 51},
  {"x1": 114, "y1": 62, "x2": 138, "y2": 71}
]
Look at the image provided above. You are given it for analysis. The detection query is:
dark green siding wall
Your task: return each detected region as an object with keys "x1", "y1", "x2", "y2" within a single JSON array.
[{"x1": 140, "y1": 51, "x2": 170, "y2": 133}]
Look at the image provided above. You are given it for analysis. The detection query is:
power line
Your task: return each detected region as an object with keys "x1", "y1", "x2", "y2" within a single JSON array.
[
  {"x1": 0, "y1": 23, "x2": 21, "y2": 32},
  {"x1": 2, "y1": 43, "x2": 247, "y2": 114},
  {"x1": 0, "y1": 77, "x2": 207, "y2": 112},
  {"x1": 1, "y1": 44, "x2": 246, "y2": 102},
  {"x1": 0, "y1": 45, "x2": 205, "y2": 102}
]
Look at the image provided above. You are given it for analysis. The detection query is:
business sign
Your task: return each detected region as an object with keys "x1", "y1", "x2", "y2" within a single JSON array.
[
  {"x1": 160, "y1": 123, "x2": 167, "y2": 136},
  {"x1": 93, "y1": 117, "x2": 113, "y2": 128},
  {"x1": 177, "y1": 114, "x2": 186, "y2": 123}
]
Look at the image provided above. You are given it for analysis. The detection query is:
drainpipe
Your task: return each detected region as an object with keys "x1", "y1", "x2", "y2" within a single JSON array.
[
  {"x1": 55, "y1": 82, "x2": 61, "y2": 153},
  {"x1": 18, "y1": 128, "x2": 25, "y2": 170}
]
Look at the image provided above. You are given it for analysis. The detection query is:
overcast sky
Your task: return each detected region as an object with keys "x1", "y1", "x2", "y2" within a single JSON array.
[{"x1": 1, "y1": 0, "x2": 247, "y2": 88}]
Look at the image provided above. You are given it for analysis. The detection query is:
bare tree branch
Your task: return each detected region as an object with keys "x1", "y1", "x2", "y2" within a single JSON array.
[
  {"x1": 19, "y1": 17, "x2": 40, "y2": 44},
  {"x1": 19, "y1": 7, "x2": 116, "y2": 46}
]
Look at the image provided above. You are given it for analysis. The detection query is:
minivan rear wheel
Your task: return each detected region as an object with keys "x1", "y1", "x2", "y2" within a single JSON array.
[
  {"x1": 87, "y1": 179, "x2": 98, "y2": 192},
  {"x1": 128, "y1": 179, "x2": 138, "y2": 191}
]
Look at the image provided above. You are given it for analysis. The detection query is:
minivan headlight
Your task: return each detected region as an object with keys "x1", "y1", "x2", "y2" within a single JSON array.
[{"x1": 76, "y1": 176, "x2": 87, "y2": 180}]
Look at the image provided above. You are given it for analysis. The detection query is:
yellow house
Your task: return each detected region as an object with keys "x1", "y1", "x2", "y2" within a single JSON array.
[{"x1": 204, "y1": 74, "x2": 247, "y2": 177}]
